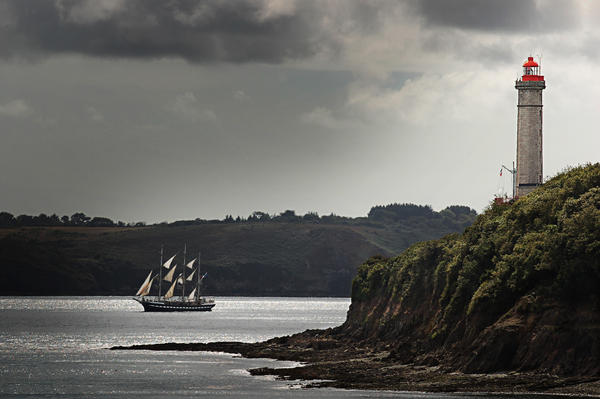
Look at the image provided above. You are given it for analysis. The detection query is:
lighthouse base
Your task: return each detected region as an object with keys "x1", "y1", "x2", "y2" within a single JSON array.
[{"x1": 517, "y1": 183, "x2": 539, "y2": 197}]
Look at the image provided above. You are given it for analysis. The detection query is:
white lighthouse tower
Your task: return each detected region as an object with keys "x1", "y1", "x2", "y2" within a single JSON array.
[{"x1": 515, "y1": 56, "x2": 545, "y2": 197}]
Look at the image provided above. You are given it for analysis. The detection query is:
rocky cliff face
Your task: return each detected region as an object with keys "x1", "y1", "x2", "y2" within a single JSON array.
[{"x1": 344, "y1": 164, "x2": 600, "y2": 376}]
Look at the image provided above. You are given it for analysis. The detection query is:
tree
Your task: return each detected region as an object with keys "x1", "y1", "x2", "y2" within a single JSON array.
[
  {"x1": 48, "y1": 214, "x2": 61, "y2": 226},
  {"x1": 0, "y1": 212, "x2": 16, "y2": 227},
  {"x1": 368, "y1": 203, "x2": 434, "y2": 222},
  {"x1": 251, "y1": 211, "x2": 271, "y2": 222},
  {"x1": 278, "y1": 210, "x2": 300, "y2": 223},
  {"x1": 70, "y1": 212, "x2": 91, "y2": 226},
  {"x1": 444, "y1": 205, "x2": 476, "y2": 216},
  {"x1": 321, "y1": 213, "x2": 344, "y2": 224},
  {"x1": 89, "y1": 217, "x2": 115, "y2": 227},
  {"x1": 34, "y1": 213, "x2": 51, "y2": 226},
  {"x1": 16, "y1": 214, "x2": 34, "y2": 226},
  {"x1": 303, "y1": 212, "x2": 320, "y2": 222}
]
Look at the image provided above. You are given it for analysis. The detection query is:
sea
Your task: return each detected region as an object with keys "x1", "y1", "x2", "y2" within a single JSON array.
[{"x1": 0, "y1": 297, "x2": 583, "y2": 398}]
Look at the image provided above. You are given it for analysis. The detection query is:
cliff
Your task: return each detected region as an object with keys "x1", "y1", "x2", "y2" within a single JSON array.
[{"x1": 346, "y1": 163, "x2": 600, "y2": 375}]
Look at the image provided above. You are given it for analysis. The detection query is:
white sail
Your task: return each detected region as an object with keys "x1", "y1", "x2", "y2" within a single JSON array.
[
  {"x1": 186, "y1": 269, "x2": 196, "y2": 282},
  {"x1": 188, "y1": 288, "x2": 196, "y2": 300},
  {"x1": 164, "y1": 279, "x2": 177, "y2": 299},
  {"x1": 186, "y1": 258, "x2": 196, "y2": 269},
  {"x1": 135, "y1": 271, "x2": 153, "y2": 296},
  {"x1": 141, "y1": 276, "x2": 156, "y2": 296},
  {"x1": 163, "y1": 266, "x2": 177, "y2": 282},
  {"x1": 163, "y1": 254, "x2": 176, "y2": 269},
  {"x1": 176, "y1": 275, "x2": 183, "y2": 285}
]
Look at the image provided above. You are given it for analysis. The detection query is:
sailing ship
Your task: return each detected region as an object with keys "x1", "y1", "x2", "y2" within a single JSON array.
[{"x1": 133, "y1": 245, "x2": 215, "y2": 312}]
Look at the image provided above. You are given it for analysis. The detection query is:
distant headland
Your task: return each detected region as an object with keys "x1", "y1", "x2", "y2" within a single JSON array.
[{"x1": 0, "y1": 203, "x2": 476, "y2": 297}]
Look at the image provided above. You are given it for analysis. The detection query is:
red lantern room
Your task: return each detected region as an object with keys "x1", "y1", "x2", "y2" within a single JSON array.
[{"x1": 521, "y1": 56, "x2": 544, "y2": 81}]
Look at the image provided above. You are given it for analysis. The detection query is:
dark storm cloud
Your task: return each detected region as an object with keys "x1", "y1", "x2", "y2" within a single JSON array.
[
  {"x1": 0, "y1": 0, "x2": 354, "y2": 63},
  {"x1": 414, "y1": 0, "x2": 579, "y2": 32},
  {"x1": 421, "y1": 30, "x2": 517, "y2": 64}
]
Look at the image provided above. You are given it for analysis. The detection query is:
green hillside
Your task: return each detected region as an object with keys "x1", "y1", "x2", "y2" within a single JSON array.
[
  {"x1": 0, "y1": 204, "x2": 475, "y2": 296},
  {"x1": 347, "y1": 164, "x2": 600, "y2": 375}
]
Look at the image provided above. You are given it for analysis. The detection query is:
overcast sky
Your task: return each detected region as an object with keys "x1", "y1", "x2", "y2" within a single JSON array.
[{"x1": 1, "y1": 0, "x2": 600, "y2": 223}]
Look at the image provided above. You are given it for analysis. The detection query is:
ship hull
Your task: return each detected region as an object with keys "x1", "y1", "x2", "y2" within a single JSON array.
[{"x1": 134, "y1": 298, "x2": 215, "y2": 312}]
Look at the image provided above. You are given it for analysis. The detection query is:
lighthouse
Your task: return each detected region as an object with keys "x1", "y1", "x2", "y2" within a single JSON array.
[{"x1": 515, "y1": 56, "x2": 545, "y2": 197}]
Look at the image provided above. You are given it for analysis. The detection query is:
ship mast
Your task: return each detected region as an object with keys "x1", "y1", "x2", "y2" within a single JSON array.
[
  {"x1": 181, "y1": 244, "x2": 187, "y2": 300},
  {"x1": 158, "y1": 245, "x2": 164, "y2": 298},
  {"x1": 196, "y1": 251, "x2": 201, "y2": 302}
]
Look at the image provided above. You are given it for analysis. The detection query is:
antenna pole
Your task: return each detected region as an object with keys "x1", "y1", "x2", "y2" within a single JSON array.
[
  {"x1": 501, "y1": 164, "x2": 517, "y2": 199},
  {"x1": 512, "y1": 161, "x2": 516, "y2": 199}
]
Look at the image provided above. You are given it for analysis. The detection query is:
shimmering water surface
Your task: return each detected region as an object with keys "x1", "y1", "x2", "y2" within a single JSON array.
[{"x1": 0, "y1": 297, "x2": 582, "y2": 398}]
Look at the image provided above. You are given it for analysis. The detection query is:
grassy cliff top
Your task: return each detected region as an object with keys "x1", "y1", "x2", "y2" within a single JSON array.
[{"x1": 349, "y1": 163, "x2": 600, "y2": 375}]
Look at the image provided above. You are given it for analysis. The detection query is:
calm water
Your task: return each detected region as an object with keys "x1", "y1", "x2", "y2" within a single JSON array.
[{"x1": 0, "y1": 297, "x2": 581, "y2": 398}]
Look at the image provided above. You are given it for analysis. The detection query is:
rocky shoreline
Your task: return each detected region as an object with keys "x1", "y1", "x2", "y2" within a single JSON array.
[{"x1": 111, "y1": 329, "x2": 600, "y2": 396}]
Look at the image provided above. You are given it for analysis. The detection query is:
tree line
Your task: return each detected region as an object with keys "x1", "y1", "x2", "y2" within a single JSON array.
[
  {"x1": 0, "y1": 212, "x2": 143, "y2": 228},
  {"x1": 0, "y1": 203, "x2": 477, "y2": 228}
]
